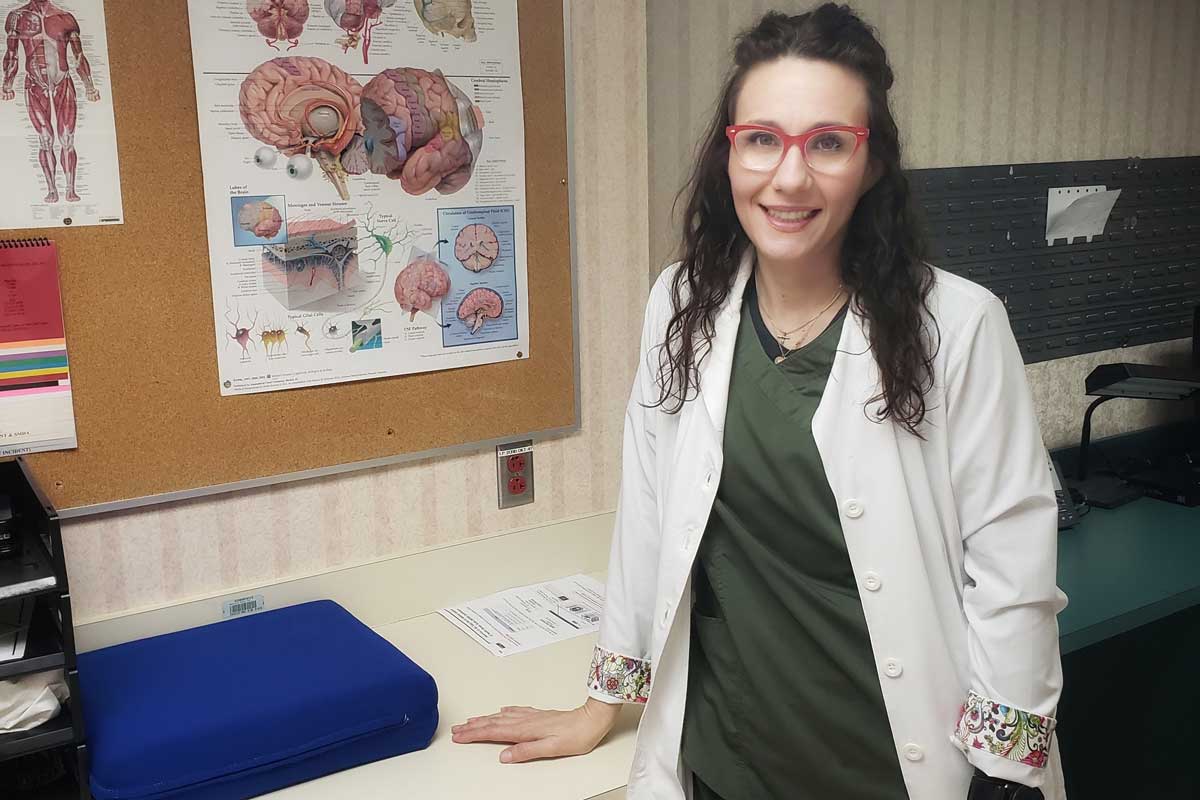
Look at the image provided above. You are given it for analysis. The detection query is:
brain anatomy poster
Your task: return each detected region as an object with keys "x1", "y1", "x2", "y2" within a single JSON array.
[
  {"x1": 0, "y1": 0, "x2": 124, "y2": 230},
  {"x1": 186, "y1": 0, "x2": 529, "y2": 396}
]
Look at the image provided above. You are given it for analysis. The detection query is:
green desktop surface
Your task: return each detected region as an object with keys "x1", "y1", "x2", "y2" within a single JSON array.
[{"x1": 1057, "y1": 495, "x2": 1200, "y2": 653}]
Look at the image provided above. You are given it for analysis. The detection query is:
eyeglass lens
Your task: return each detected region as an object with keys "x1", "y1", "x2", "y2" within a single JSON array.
[{"x1": 732, "y1": 129, "x2": 859, "y2": 172}]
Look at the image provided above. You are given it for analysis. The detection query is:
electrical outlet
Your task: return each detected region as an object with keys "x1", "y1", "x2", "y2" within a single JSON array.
[{"x1": 497, "y1": 440, "x2": 534, "y2": 509}]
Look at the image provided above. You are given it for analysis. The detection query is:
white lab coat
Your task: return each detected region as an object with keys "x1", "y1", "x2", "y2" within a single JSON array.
[{"x1": 587, "y1": 250, "x2": 1068, "y2": 800}]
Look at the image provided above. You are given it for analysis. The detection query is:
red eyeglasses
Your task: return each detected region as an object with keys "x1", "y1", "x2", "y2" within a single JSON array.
[{"x1": 725, "y1": 124, "x2": 870, "y2": 173}]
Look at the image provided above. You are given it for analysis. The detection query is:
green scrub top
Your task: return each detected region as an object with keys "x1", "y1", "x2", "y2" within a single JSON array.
[{"x1": 680, "y1": 277, "x2": 909, "y2": 800}]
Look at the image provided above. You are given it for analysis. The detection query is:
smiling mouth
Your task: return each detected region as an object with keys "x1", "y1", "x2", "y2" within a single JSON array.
[{"x1": 763, "y1": 207, "x2": 821, "y2": 222}]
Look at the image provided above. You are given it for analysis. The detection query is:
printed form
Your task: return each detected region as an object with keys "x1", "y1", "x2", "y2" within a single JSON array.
[{"x1": 439, "y1": 574, "x2": 605, "y2": 657}]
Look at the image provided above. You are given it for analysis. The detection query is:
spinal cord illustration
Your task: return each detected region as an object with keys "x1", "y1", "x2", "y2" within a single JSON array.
[{"x1": 2, "y1": 0, "x2": 101, "y2": 203}]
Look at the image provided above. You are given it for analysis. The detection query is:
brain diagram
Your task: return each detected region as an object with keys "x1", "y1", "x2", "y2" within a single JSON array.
[
  {"x1": 361, "y1": 68, "x2": 485, "y2": 196},
  {"x1": 241, "y1": 59, "x2": 484, "y2": 200},
  {"x1": 326, "y1": 0, "x2": 397, "y2": 62},
  {"x1": 237, "y1": 200, "x2": 283, "y2": 238},
  {"x1": 240, "y1": 57, "x2": 367, "y2": 201},
  {"x1": 454, "y1": 224, "x2": 499, "y2": 272},
  {"x1": 457, "y1": 288, "x2": 503, "y2": 334},
  {"x1": 413, "y1": 0, "x2": 477, "y2": 42},
  {"x1": 394, "y1": 251, "x2": 451, "y2": 320},
  {"x1": 246, "y1": 0, "x2": 309, "y2": 50}
]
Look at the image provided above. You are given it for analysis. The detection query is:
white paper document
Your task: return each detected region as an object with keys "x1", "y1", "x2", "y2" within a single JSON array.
[
  {"x1": 439, "y1": 574, "x2": 606, "y2": 657},
  {"x1": 1045, "y1": 187, "x2": 1122, "y2": 245}
]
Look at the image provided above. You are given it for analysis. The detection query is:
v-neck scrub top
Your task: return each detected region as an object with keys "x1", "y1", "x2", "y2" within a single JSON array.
[{"x1": 680, "y1": 278, "x2": 909, "y2": 800}]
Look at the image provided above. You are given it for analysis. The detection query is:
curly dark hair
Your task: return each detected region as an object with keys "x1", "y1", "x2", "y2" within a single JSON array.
[{"x1": 656, "y1": 4, "x2": 936, "y2": 435}]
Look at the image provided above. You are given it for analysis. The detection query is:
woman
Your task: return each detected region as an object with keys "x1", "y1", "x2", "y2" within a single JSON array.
[{"x1": 453, "y1": 6, "x2": 1066, "y2": 799}]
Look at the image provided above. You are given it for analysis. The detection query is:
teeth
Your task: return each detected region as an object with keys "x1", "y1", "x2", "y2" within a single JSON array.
[{"x1": 767, "y1": 209, "x2": 818, "y2": 221}]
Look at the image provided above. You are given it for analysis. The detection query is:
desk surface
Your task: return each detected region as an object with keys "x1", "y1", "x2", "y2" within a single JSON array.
[
  {"x1": 1057, "y1": 496, "x2": 1200, "y2": 653},
  {"x1": 144, "y1": 495, "x2": 1196, "y2": 799},
  {"x1": 261, "y1": 613, "x2": 639, "y2": 800}
]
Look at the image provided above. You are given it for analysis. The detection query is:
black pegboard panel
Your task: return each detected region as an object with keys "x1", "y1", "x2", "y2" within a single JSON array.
[{"x1": 907, "y1": 156, "x2": 1200, "y2": 364}]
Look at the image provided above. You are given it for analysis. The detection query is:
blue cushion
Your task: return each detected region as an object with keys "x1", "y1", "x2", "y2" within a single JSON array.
[{"x1": 78, "y1": 600, "x2": 438, "y2": 800}]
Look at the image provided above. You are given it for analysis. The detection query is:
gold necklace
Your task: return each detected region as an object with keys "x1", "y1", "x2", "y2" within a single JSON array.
[
  {"x1": 759, "y1": 285, "x2": 845, "y2": 363},
  {"x1": 759, "y1": 283, "x2": 844, "y2": 340},
  {"x1": 771, "y1": 312, "x2": 828, "y2": 363},
  {"x1": 759, "y1": 302, "x2": 814, "y2": 340}
]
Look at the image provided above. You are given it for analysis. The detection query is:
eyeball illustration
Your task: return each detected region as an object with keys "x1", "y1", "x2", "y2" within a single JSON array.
[
  {"x1": 254, "y1": 146, "x2": 278, "y2": 168},
  {"x1": 286, "y1": 154, "x2": 314, "y2": 179}
]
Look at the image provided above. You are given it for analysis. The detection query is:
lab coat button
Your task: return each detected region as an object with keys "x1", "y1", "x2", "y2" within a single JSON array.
[
  {"x1": 704, "y1": 471, "x2": 714, "y2": 488},
  {"x1": 862, "y1": 571, "x2": 882, "y2": 592},
  {"x1": 903, "y1": 743, "x2": 924, "y2": 762},
  {"x1": 884, "y1": 658, "x2": 903, "y2": 678},
  {"x1": 661, "y1": 605, "x2": 671, "y2": 627},
  {"x1": 842, "y1": 499, "x2": 864, "y2": 519}
]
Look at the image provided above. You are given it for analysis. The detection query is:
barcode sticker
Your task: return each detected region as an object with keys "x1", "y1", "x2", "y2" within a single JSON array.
[{"x1": 222, "y1": 594, "x2": 265, "y2": 619}]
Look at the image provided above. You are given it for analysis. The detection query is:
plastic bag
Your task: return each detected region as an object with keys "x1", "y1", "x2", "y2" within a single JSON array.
[{"x1": 0, "y1": 670, "x2": 69, "y2": 733}]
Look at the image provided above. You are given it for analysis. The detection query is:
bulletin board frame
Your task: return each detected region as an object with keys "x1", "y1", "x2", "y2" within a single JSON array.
[{"x1": 9, "y1": 0, "x2": 580, "y2": 517}]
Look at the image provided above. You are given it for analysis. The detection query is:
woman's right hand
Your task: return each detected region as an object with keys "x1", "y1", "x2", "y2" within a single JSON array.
[{"x1": 451, "y1": 697, "x2": 623, "y2": 763}]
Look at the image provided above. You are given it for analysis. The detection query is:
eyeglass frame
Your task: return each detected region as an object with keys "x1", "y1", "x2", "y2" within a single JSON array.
[{"x1": 724, "y1": 124, "x2": 871, "y2": 173}]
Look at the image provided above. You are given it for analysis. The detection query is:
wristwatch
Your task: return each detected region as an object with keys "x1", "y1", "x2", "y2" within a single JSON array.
[{"x1": 966, "y1": 769, "x2": 1045, "y2": 800}]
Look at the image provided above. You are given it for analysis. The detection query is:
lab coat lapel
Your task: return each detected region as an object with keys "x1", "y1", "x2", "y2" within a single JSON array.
[
  {"x1": 693, "y1": 250, "x2": 754, "y2": 437},
  {"x1": 811, "y1": 295, "x2": 874, "y2": 458},
  {"x1": 811, "y1": 302, "x2": 907, "y2": 554},
  {"x1": 811, "y1": 297, "x2": 878, "y2": 491}
]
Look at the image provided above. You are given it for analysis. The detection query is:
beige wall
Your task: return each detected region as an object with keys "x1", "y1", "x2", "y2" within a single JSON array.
[
  {"x1": 60, "y1": 2, "x2": 1200, "y2": 622},
  {"x1": 61, "y1": 0, "x2": 650, "y2": 622},
  {"x1": 647, "y1": 0, "x2": 1200, "y2": 448}
]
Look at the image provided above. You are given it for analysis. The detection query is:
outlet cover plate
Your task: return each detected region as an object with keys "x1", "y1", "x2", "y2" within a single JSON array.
[{"x1": 497, "y1": 440, "x2": 534, "y2": 509}]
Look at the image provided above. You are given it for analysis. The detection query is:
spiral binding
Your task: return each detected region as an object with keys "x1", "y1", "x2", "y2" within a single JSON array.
[{"x1": 0, "y1": 237, "x2": 52, "y2": 248}]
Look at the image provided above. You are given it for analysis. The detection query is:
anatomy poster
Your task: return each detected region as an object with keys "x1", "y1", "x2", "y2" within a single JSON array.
[
  {"x1": 0, "y1": 0, "x2": 123, "y2": 230},
  {"x1": 186, "y1": 1, "x2": 529, "y2": 396}
]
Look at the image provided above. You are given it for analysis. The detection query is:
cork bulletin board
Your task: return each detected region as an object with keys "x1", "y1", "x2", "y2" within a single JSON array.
[{"x1": 11, "y1": 0, "x2": 575, "y2": 514}]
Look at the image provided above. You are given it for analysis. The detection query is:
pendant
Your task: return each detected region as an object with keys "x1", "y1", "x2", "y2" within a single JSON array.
[{"x1": 774, "y1": 355, "x2": 786, "y2": 365}]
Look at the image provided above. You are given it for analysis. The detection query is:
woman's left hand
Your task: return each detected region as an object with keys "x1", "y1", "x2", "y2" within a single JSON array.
[{"x1": 451, "y1": 699, "x2": 620, "y2": 763}]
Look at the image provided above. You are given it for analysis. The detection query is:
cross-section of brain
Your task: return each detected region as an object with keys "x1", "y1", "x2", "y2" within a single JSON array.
[
  {"x1": 246, "y1": 0, "x2": 310, "y2": 49},
  {"x1": 454, "y1": 223, "x2": 499, "y2": 272},
  {"x1": 240, "y1": 57, "x2": 366, "y2": 200},
  {"x1": 360, "y1": 68, "x2": 485, "y2": 196},
  {"x1": 457, "y1": 287, "x2": 503, "y2": 334}
]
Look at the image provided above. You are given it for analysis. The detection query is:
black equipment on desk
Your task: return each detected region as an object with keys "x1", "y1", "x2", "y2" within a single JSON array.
[
  {"x1": 1123, "y1": 452, "x2": 1200, "y2": 507},
  {"x1": 1047, "y1": 451, "x2": 1078, "y2": 529},
  {"x1": 0, "y1": 493, "x2": 19, "y2": 559},
  {"x1": 1074, "y1": 308, "x2": 1200, "y2": 508},
  {"x1": 1122, "y1": 308, "x2": 1200, "y2": 507},
  {"x1": 1075, "y1": 360, "x2": 1200, "y2": 509}
]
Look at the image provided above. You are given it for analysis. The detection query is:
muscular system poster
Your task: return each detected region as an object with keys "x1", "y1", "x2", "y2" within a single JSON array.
[
  {"x1": 187, "y1": 1, "x2": 530, "y2": 396},
  {"x1": 0, "y1": 0, "x2": 123, "y2": 229}
]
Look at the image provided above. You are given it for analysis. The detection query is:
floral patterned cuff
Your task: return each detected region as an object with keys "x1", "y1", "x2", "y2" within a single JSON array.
[
  {"x1": 954, "y1": 690, "x2": 1056, "y2": 768},
  {"x1": 587, "y1": 645, "x2": 651, "y2": 703}
]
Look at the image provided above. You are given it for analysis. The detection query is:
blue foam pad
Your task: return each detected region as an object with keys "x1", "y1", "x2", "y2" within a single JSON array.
[{"x1": 78, "y1": 600, "x2": 438, "y2": 800}]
